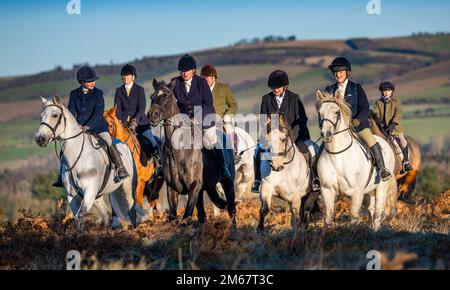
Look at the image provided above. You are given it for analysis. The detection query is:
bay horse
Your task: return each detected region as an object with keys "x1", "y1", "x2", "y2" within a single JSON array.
[
  {"x1": 147, "y1": 79, "x2": 236, "y2": 225},
  {"x1": 316, "y1": 90, "x2": 397, "y2": 230},
  {"x1": 35, "y1": 96, "x2": 142, "y2": 227},
  {"x1": 368, "y1": 112, "x2": 421, "y2": 200},
  {"x1": 104, "y1": 106, "x2": 163, "y2": 214}
]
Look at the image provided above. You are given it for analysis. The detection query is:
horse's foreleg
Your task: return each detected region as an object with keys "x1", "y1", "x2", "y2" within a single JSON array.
[
  {"x1": 183, "y1": 180, "x2": 202, "y2": 220},
  {"x1": 67, "y1": 194, "x2": 82, "y2": 220},
  {"x1": 373, "y1": 184, "x2": 388, "y2": 231},
  {"x1": 196, "y1": 191, "x2": 206, "y2": 223},
  {"x1": 258, "y1": 182, "x2": 272, "y2": 232},
  {"x1": 399, "y1": 169, "x2": 418, "y2": 199},
  {"x1": 350, "y1": 189, "x2": 364, "y2": 225},
  {"x1": 321, "y1": 187, "x2": 336, "y2": 227},
  {"x1": 136, "y1": 178, "x2": 145, "y2": 207},
  {"x1": 221, "y1": 177, "x2": 236, "y2": 219},
  {"x1": 94, "y1": 196, "x2": 111, "y2": 226},
  {"x1": 289, "y1": 196, "x2": 301, "y2": 230},
  {"x1": 167, "y1": 187, "x2": 179, "y2": 221}
]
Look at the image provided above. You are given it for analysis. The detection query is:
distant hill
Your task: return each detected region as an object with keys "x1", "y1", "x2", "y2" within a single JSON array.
[{"x1": 0, "y1": 34, "x2": 449, "y2": 116}]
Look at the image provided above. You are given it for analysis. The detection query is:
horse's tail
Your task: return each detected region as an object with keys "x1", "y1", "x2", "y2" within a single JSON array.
[{"x1": 207, "y1": 186, "x2": 227, "y2": 210}]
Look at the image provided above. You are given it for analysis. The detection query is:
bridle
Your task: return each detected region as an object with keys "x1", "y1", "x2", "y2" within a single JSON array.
[
  {"x1": 40, "y1": 103, "x2": 85, "y2": 171},
  {"x1": 266, "y1": 124, "x2": 296, "y2": 172},
  {"x1": 318, "y1": 100, "x2": 353, "y2": 155}
]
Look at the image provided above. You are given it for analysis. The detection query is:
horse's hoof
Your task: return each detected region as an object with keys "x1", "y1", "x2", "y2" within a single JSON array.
[{"x1": 168, "y1": 215, "x2": 178, "y2": 223}]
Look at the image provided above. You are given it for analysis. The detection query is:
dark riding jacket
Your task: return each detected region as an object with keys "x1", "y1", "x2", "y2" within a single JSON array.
[
  {"x1": 260, "y1": 89, "x2": 310, "y2": 147},
  {"x1": 171, "y1": 75, "x2": 216, "y2": 129},
  {"x1": 114, "y1": 83, "x2": 150, "y2": 133},
  {"x1": 68, "y1": 87, "x2": 109, "y2": 134},
  {"x1": 325, "y1": 80, "x2": 370, "y2": 132}
]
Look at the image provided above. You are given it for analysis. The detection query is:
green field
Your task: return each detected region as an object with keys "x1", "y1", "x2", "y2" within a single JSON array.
[
  {"x1": 0, "y1": 117, "x2": 52, "y2": 162},
  {"x1": 403, "y1": 116, "x2": 450, "y2": 143},
  {"x1": 402, "y1": 86, "x2": 450, "y2": 102},
  {"x1": 0, "y1": 74, "x2": 123, "y2": 103}
]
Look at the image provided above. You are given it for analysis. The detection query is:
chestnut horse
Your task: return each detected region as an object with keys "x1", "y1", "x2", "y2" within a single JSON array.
[
  {"x1": 368, "y1": 113, "x2": 421, "y2": 200},
  {"x1": 104, "y1": 106, "x2": 162, "y2": 210}
]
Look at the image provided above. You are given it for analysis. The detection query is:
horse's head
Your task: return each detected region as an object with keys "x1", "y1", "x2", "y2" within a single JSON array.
[
  {"x1": 262, "y1": 114, "x2": 291, "y2": 172},
  {"x1": 104, "y1": 106, "x2": 127, "y2": 138},
  {"x1": 35, "y1": 96, "x2": 66, "y2": 147},
  {"x1": 316, "y1": 90, "x2": 351, "y2": 143},
  {"x1": 148, "y1": 79, "x2": 176, "y2": 126}
]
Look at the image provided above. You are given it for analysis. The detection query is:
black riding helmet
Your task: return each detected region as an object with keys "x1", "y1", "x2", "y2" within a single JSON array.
[
  {"x1": 328, "y1": 57, "x2": 352, "y2": 72},
  {"x1": 121, "y1": 64, "x2": 137, "y2": 77},
  {"x1": 77, "y1": 66, "x2": 99, "y2": 82},
  {"x1": 178, "y1": 54, "x2": 197, "y2": 72},
  {"x1": 268, "y1": 70, "x2": 289, "y2": 88},
  {"x1": 379, "y1": 80, "x2": 395, "y2": 92}
]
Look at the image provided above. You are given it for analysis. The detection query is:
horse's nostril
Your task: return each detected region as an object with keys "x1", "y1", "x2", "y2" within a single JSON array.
[{"x1": 326, "y1": 131, "x2": 332, "y2": 138}]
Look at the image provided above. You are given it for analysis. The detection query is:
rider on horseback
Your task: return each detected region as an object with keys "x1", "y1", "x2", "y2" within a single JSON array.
[
  {"x1": 251, "y1": 70, "x2": 311, "y2": 193},
  {"x1": 372, "y1": 80, "x2": 413, "y2": 172},
  {"x1": 325, "y1": 57, "x2": 392, "y2": 181},
  {"x1": 114, "y1": 64, "x2": 161, "y2": 168},
  {"x1": 200, "y1": 64, "x2": 239, "y2": 160},
  {"x1": 171, "y1": 54, "x2": 232, "y2": 180},
  {"x1": 53, "y1": 66, "x2": 128, "y2": 187}
]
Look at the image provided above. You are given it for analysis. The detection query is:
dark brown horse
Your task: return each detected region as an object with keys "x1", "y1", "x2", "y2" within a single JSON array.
[
  {"x1": 368, "y1": 112, "x2": 421, "y2": 200},
  {"x1": 148, "y1": 79, "x2": 236, "y2": 225}
]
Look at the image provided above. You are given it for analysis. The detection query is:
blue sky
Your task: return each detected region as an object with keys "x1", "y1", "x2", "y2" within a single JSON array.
[{"x1": 1, "y1": 0, "x2": 449, "y2": 77}]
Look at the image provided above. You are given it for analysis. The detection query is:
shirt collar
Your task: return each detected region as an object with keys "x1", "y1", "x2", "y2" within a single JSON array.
[
  {"x1": 184, "y1": 77, "x2": 193, "y2": 86},
  {"x1": 338, "y1": 79, "x2": 348, "y2": 89},
  {"x1": 125, "y1": 82, "x2": 134, "y2": 90},
  {"x1": 210, "y1": 81, "x2": 216, "y2": 92}
]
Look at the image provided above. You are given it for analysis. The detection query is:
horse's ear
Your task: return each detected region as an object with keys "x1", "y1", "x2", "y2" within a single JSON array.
[
  {"x1": 40, "y1": 96, "x2": 48, "y2": 105},
  {"x1": 316, "y1": 90, "x2": 325, "y2": 101},
  {"x1": 168, "y1": 79, "x2": 175, "y2": 90},
  {"x1": 111, "y1": 105, "x2": 117, "y2": 115},
  {"x1": 279, "y1": 114, "x2": 287, "y2": 127},
  {"x1": 152, "y1": 79, "x2": 158, "y2": 90},
  {"x1": 53, "y1": 96, "x2": 61, "y2": 105}
]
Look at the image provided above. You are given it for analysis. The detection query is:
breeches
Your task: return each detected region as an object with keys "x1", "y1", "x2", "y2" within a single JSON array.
[
  {"x1": 357, "y1": 128, "x2": 377, "y2": 147},
  {"x1": 98, "y1": 132, "x2": 113, "y2": 146}
]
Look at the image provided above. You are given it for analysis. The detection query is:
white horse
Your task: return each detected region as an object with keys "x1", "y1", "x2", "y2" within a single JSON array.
[
  {"x1": 35, "y1": 96, "x2": 144, "y2": 227},
  {"x1": 316, "y1": 90, "x2": 397, "y2": 230},
  {"x1": 258, "y1": 114, "x2": 318, "y2": 231}
]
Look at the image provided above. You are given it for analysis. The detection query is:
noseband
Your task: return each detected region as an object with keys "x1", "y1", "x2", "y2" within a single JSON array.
[
  {"x1": 318, "y1": 100, "x2": 353, "y2": 154},
  {"x1": 40, "y1": 104, "x2": 66, "y2": 140}
]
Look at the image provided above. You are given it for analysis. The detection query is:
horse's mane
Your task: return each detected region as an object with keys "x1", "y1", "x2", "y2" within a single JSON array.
[{"x1": 316, "y1": 90, "x2": 352, "y2": 124}]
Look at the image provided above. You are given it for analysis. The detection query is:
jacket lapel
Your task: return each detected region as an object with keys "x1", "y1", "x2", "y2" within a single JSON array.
[
  {"x1": 270, "y1": 93, "x2": 279, "y2": 113},
  {"x1": 279, "y1": 91, "x2": 289, "y2": 112},
  {"x1": 188, "y1": 76, "x2": 198, "y2": 99},
  {"x1": 179, "y1": 77, "x2": 189, "y2": 101},
  {"x1": 344, "y1": 80, "x2": 353, "y2": 97}
]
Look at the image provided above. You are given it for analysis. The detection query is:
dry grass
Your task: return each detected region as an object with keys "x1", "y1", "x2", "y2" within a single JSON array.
[{"x1": 0, "y1": 191, "x2": 448, "y2": 270}]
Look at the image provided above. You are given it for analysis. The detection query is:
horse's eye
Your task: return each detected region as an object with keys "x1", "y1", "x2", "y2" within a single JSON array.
[{"x1": 52, "y1": 114, "x2": 58, "y2": 118}]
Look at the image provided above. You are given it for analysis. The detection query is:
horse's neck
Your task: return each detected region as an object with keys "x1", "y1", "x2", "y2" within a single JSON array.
[
  {"x1": 60, "y1": 107, "x2": 95, "y2": 169},
  {"x1": 325, "y1": 121, "x2": 352, "y2": 154}
]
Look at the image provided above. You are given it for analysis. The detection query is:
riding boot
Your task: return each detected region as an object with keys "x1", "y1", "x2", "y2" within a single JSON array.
[
  {"x1": 251, "y1": 147, "x2": 262, "y2": 193},
  {"x1": 109, "y1": 143, "x2": 129, "y2": 180},
  {"x1": 370, "y1": 142, "x2": 392, "y2": 181},
  {"x1": 52, "y1": 161, "x2": 63, "y2": 187},
  {"x1": 53, "y1": 170, "x2": 63, "y2": 187},
  {"x1": 214, "y1": 147, "x2": 232, "y2": 180},
  {"x1": 402, "y1": 145, "x2": 413, "y2": 172}
]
